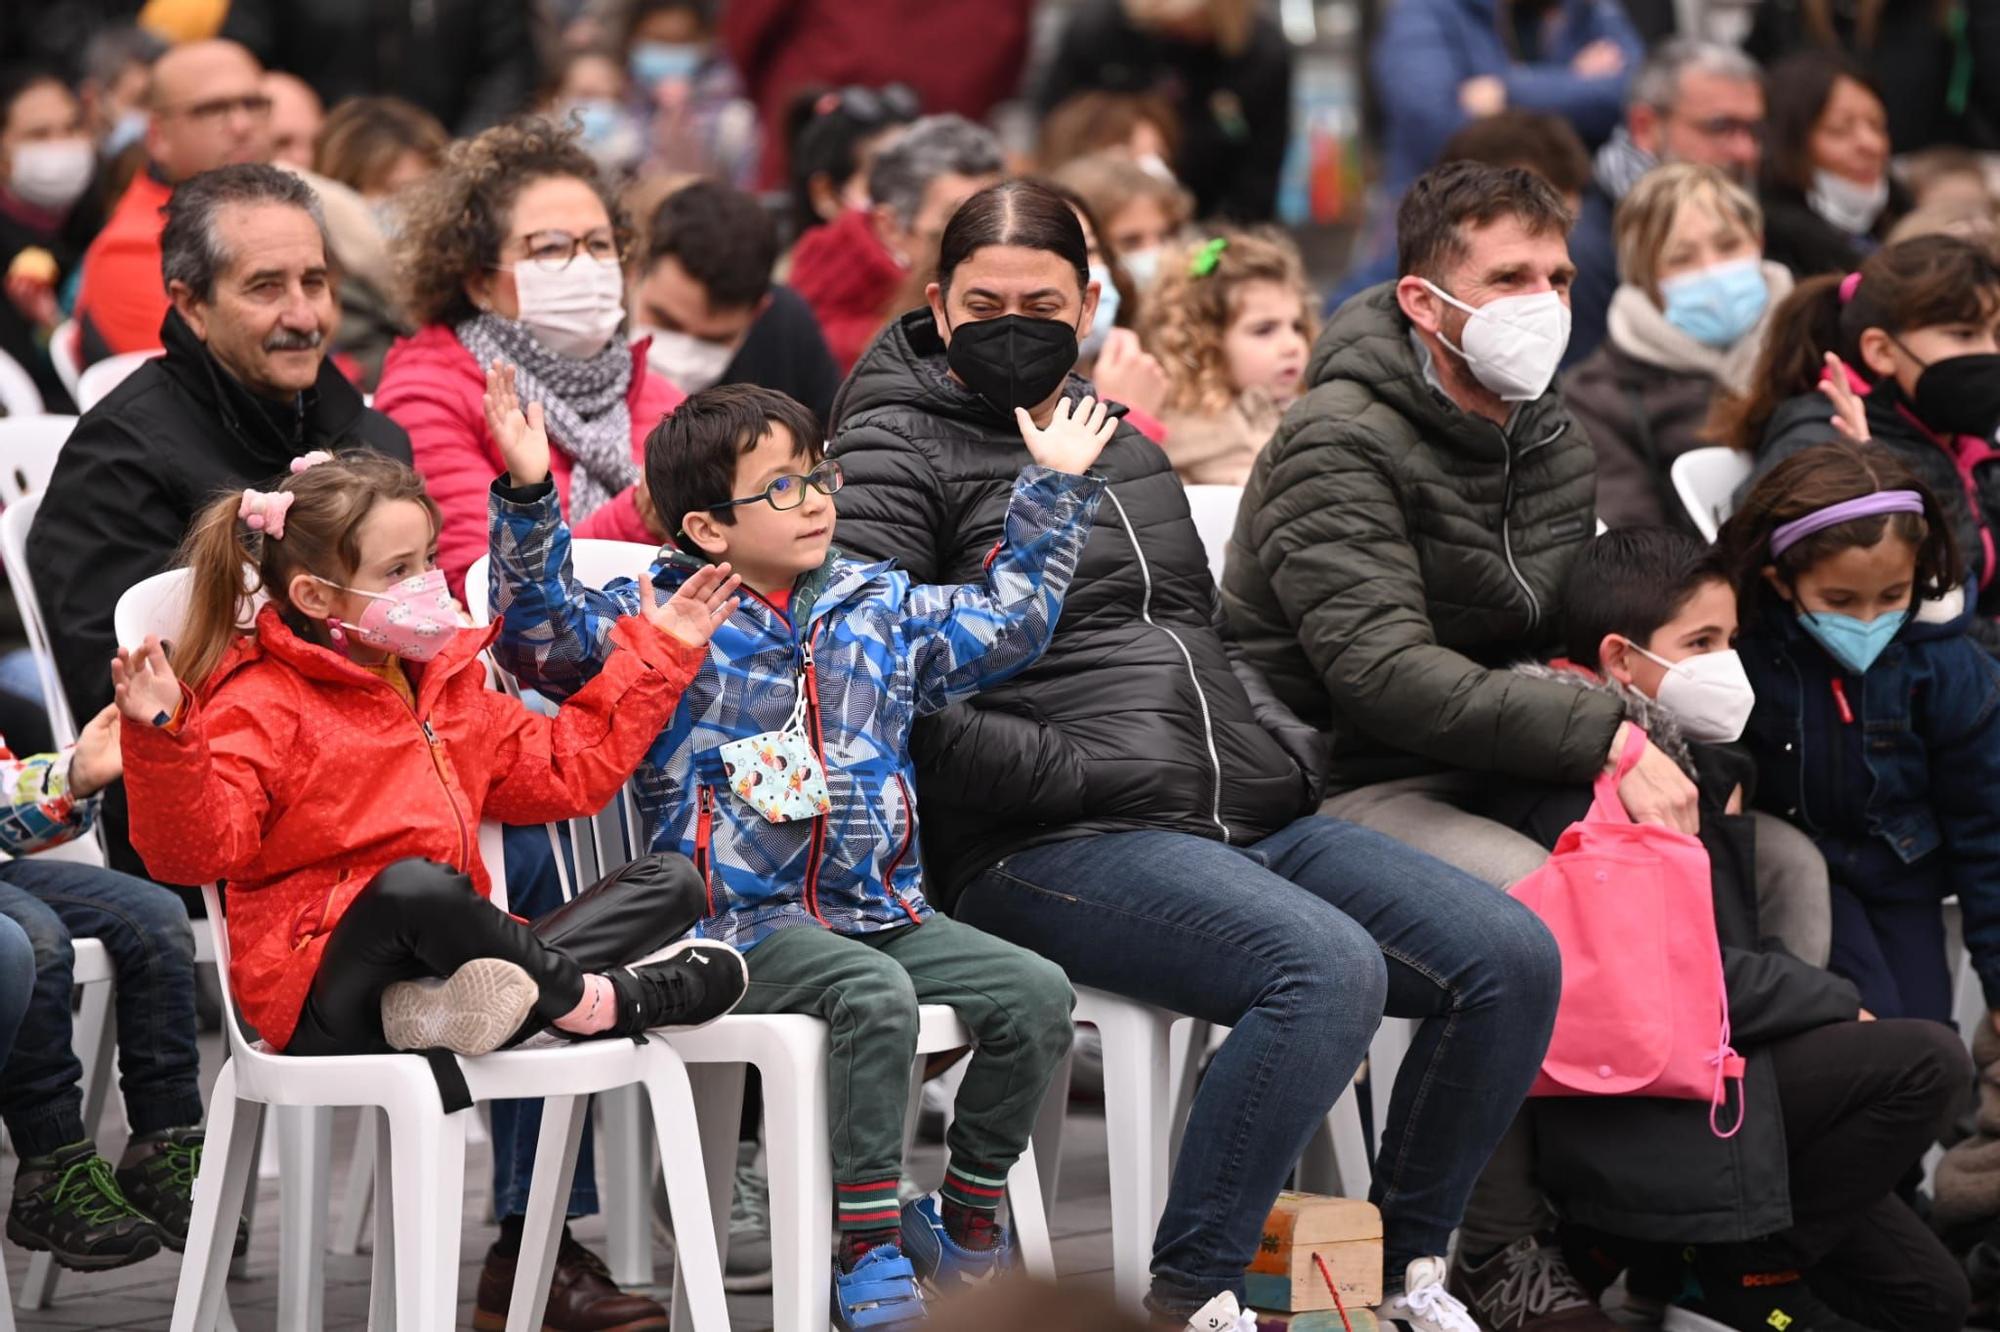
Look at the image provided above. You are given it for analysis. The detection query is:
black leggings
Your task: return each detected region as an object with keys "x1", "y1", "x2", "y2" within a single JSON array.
[{"x1": 283, "y1": 854, "x2": 705, "y2": 1057}]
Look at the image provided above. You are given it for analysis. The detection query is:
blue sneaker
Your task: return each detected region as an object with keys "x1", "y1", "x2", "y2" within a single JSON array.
[
  {"x1": 833, "y1": 1244, "x2": 928, "y2": 1329},
  {"x1": 899, "y1": 1193, "x2": 1012, "y2": 1292}
]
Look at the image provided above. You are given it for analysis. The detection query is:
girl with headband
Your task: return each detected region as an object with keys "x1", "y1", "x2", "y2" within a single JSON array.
[{"x1": 1716, "y1": 441, "x2": 2000, "y2": 1030}]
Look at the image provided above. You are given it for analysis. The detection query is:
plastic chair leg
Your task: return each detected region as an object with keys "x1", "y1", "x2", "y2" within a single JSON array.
[
  {"x1": 1166, "y1": 1018, "x2": 1209, "y2": 1165},
  {"x1": 1006, "y1": 1141, "x2": 1056, "y2": 1278},
  {"x1": 761, "y1": 1043, "x2": 833, "y2": 1332},
  {"x1": 169, "y1": 1063, "x2": 261, "y2": 1332},
  {"x1": 508, "y1": 1095, "x2": 587, "y2": 1332},
  {"x1": 644, "y1": 1053, "x2": 729, "y2": 1332},
  {"x1": 332, "y1": 1108, "x2": 377, "y2": 1256},
  {"x1": 21, "y1": 977, "x2": 115, "y2": 1310},
  {"x1": 670, "y1": 1061, "x2": 744, "y2": 1332},
  {"x1": 276, "y1": 1105, "x2": 331, "y2": 1332},
  {"x1": 1097, "y1": 1004, "x2": 1171, "y2": 1315},
  {"x1": 384, "y1": 1092, "x2": 469, "y2": 1328},
  {"x1": 597, "y1": 1084, "x2": 654, "y2": 1287},
  {"x1": 1028, "y1": 1052, "x2": 1072, "y2": 1211},
  {"x1": 366, "y1": 1110, "x2": 396, "y2": 1332}
]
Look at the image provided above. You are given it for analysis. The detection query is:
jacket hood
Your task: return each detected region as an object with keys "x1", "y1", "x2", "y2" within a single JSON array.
[
  {"x1": 1512, "y1": 659, "x2": 1696, "y2": 774},
  {"x1": 789, "y1": 208, "x2": 904, "y2": 321},
  {"x1": 832, "y1": 308, "x2": 1115, "y2": 438},
  {"x1": 1762, "y1": 389, "x2": 1842, "y2": 451},
  {"x1": 1308, "y1": 282, "x2": 1569, "y2": 456}
]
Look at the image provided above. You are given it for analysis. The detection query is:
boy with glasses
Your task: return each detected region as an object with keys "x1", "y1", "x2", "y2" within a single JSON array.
[{"x1": 484, "y1": 380, "x2": 1109, "y2": 1328}]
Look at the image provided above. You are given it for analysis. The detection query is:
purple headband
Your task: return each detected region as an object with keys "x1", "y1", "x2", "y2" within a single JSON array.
[{"x1": 1770, "y1": 490, "x2": 1925, "y2": 557}]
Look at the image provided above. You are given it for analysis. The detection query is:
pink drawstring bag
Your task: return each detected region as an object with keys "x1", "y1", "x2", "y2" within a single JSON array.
[{"x1": 1507, "y1": 727, "x2": 1746, "y2": 1136}]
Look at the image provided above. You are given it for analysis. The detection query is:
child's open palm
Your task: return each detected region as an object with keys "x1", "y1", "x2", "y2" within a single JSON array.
[
  {"x1": 1015, "y1": 394, "x2": 1116, "y2": 476},
  {"x1": 484, "y1": 362, "x2": 551, "y2": 486},
  {"x1": 641, "y1": 562, "x2": 742, "y2": 649},
  {"x1": 111, "y1": 637, "x2": 182, "y2": 726}
]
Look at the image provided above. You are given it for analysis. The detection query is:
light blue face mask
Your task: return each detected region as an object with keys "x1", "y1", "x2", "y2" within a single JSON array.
[
  {"x1": 1797, "y1": 607, "x2": 1908, "y2": 675},
  {"x1": 629, "y1": 41, "x2": 704, "y2": 90},
  {"x1": 1660, "y1": 256, "x2": 1769, "y2": 349},
  {"x1": 1080, "y1": 262, "x2": 1120, "y2": 358}
]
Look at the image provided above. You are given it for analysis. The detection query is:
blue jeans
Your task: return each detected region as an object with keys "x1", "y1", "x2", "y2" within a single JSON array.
[
  {"x1": 489, "y1": 822, "x2": 598, "y2": 1220},
  {"x1": 0, "y1": 914, "x2": 33, "y2": 1072},
  {"x1": 957, "y1": 816, "x2": 1561, "y2": 1312},
  {"x1": 0, "y1": 857, "x2": 203, "y2": 1158}
]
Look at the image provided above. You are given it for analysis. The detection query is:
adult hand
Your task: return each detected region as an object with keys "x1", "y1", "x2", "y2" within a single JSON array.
[
  {"x1": 640, "y1": 562, "x2": 741, "y2": 648},
  {"x1": 1818, "y1": 353, "x2": 1870, "y2": 443},
  {"x1": 110, "y1": 637, "x2": 182, "y2": 727},
  {"x1": 1016, "y1": 395, "x2": 1117, "y2": 476},
  {"x1": 1458, "y1": 75, "x2": 1507, "y2": 118},
  {"x1": 69, "y1": 705, "x2": 122, "y2": 797},
  {"x1": 1570, "y1": 39, "x2": 1627, "y2": 79},
  {"x1": 1091, "y1": 328, "x2": 1171, "y2": 421},
  {"x1": 1610, "y1": 724, "x2": 1699, "y2": 835},
  {"x1": 483, "y1": 362, "x2": 551, "y2": 487}
]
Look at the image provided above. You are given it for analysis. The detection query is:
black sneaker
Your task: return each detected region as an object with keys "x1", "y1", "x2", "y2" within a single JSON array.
[
  {"x1": 6, "y1": 1141, "x2": 162, "y2": 1271},
  {"x1": 604, "y1": 940, "x2": 749, "y2": 1036},
  {"x1": 117, "y1": 1127, "x2": 248, "y2": 1257},
  {"x1": 1665, "y1": 1267, "x2": 1878, "y2": 1332}
]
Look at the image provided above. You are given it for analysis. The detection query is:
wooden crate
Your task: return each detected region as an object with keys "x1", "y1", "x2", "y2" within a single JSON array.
[{"x1": 1244, "y1": 1192, "x2": 1384, "y2": 1312}]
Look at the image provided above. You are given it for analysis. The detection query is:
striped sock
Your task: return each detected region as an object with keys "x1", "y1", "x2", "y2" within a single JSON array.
[
  {"x1": 835, "y1": 1177, "x2": 903, "y2": 1234},
  {"x1": 940, "y1": 1158, "x2": 1007, "y2": 1215}
]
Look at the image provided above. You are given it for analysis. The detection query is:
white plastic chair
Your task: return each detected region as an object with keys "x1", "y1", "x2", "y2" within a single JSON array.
[
  {"x1": 0, "y1": 346, "x2": 43, "y2": 418},
  {"x1": 1184, "y1": 484, "x2": 1244, "y2": 585},
  {"x1": 75, "y1": 349, "x2": 160, "y2": 414},
  {"x1": 0, "y1": 494, "x2": 82, "y2": 751},
  {"x1": 46, "y1": 321, "x2": 80, "y2": 401},
  {"x1": 0, "y1": 415, "x2": 75, "y2": 503},
  {"x1": 1671, "y1": 447, "x2": 1754, "y2": 543}
]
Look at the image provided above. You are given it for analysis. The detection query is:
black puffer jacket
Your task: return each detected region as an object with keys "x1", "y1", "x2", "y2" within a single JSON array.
[
  {"x1": 829, "y1": 310, "x2": 1320, "y2": 902},
  {"x1": 1224, "y1": 283, "x2": 1624, "y2": 793}
]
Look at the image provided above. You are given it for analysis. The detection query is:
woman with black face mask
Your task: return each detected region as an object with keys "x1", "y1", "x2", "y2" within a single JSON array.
[
  {"x1": 827, "y1": 179, "x2": 1565, "y2": 1332},
  {"x1": 1722, "y1": 232, "x2": 2000, "y2": 657}
]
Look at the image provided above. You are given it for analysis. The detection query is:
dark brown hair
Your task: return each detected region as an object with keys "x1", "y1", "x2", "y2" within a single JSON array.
[
  {"x1": 1437, "y1": 110, "x2": 1592, "y2": 200},
  {"x1": 1713, "y1": 233, "x2": 2000, "y2": 451},
  {"x1": 1396, "y1": 160, "x2": 1573, "y2": 283},
  {"x1": 645, "y1": 383, "x2": 822, "y2": 554},
  {"x1": 1037, "y1": 90, "x2": 1181, "y2": 173},
  {"x1": 644, "y1": 179, "x2": 777, "y2": 310},
  {"x1": 1035, "y1": 176, "x2": 1139, "y2": 331},
  {"x1": 173, "y1": 452, "x2": 440, "y2": 690},
  {"x1": 1762, "y1": 48, "x2": 1886, "y2": 197},
  {"x1": 313, "y1": 96, "x2": 449, "y2": 196},
  {"x1": 935, "y1": 179, "x2": 1089, "y2": 297},
  {"x1": 1713, "y1": 442, "x2": 1960, "y2": 621}
]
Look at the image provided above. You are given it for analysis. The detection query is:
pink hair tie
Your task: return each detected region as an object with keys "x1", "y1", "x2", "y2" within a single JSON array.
[
  {"x1": 239, "y1": 489, "x2": 295, "y2": 540},
  {"x1": 1839, "y1": 271, "x2": 1863, "y2": 304},
  {"x1": 289, "y1": 450, "x2": 334, "y2": 474}
]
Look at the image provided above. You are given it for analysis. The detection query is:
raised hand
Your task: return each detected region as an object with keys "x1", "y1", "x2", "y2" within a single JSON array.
[
  {"x1": 640, "y1": 562, "x2": 742, "y2": 648},
  {"x1": 483, "y1": 362, "x2": 551, "y2": 487},
  {"x1": 69, "y1": 704, "x2": 123, "y2": 797},
  {"x1": 111, "y1": 637, "x2": 182, "y2": 727},
  {"x1": 1015, "y1": 394, "x2": 1117, "y2": 476},
  {"x1": 1818, "y1": 353, "x2": 1870, "y2": 444},
  {"x1": 1091, "y1": 328, "x2": 1171, "y2": 420}
]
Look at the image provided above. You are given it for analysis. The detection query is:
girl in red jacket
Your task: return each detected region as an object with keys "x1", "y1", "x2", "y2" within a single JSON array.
[{"x1": 113, "y1": 450, "x2": 750, "y2": 1059}]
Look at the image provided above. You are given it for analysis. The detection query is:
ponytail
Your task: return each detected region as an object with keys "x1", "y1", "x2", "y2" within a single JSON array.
[
  {"x1": 171, "y1": 493, "x2": 266, "y2": 692},
  {"x1": 1710, "y1": 273, "x2": 1844, "y2": 453}
]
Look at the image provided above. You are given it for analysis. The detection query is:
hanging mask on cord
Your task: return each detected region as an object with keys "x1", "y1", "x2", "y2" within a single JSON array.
[
  {"x1": 945, "y1": 313, "x2": 1080, "y2": 415},
  {"x1": 718, "y1": 670, "x2": 833, "y2": 823},
  {"x1": 1809, "y1": 169, "x2": 1890, "y2": 237}
]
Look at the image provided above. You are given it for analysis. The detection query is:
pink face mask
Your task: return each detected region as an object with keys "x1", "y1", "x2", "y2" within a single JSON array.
[{"x1": 321, "y1": 568, "x2": 461, "y2": 662}]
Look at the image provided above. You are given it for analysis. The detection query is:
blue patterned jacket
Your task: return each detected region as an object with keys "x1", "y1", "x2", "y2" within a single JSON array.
[{"x1": 488, "y1": 466, "x2": 1103, "y2": 949}]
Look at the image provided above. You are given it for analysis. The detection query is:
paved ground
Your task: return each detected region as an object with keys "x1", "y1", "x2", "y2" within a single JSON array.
[{"x1": 2, "y1": 1030, "x2": 1119, "y2": 1330}]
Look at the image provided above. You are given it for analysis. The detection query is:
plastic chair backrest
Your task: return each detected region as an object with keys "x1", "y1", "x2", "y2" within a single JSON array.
[
  {"x1": 0, "y1": 415, "x2": 76, "y2": 503},
  {"x1": 464, "y1": 538, "x2": 663, "y2": 628},
  {"x1": 1183, "y1": 484, "x2": 1243, "y2": 585},
  {"x1": 1671, "y1": 447, "x2": 1754, "y2": 543},
  {"x1": 76, "y1": 350, "x2": 161, "y2": 414},
  {"x1": 0, "y1": 345, "x2": 44, "y2": 418},
  {"x1": 47, "y1": 320, "x2": 80, "y2": 399},
  {"x1": 0, "y1": 494, "x2": 79, "y2": 746}
]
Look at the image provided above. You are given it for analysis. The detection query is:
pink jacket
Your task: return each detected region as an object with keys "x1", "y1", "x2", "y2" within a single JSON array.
[{"x1": 374, "y1": 325, "x2": 684, "y2": 595}]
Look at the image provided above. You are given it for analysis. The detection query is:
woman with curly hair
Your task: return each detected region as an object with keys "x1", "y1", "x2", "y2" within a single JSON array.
[
  {"x1": 373, "y1": 116, "x2": 681, "y2": 595},
  {"x1": 1140, "y1": 227, "x2": 1314, "y2": 486}
]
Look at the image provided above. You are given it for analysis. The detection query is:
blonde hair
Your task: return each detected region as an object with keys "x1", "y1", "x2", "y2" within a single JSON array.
[
  {"x1": 1142, "y1": 227, "x2": 1315, "y2": 415},
  {"x1": 1613, "y1": 162, "x2": 1763, "y2": 300},
  {"x1": 172, "y1": 452, "x2": 440, "y2": 691},
  {"x1": 1049, "y1": 151, "x2": 1191, "y2": 251}
]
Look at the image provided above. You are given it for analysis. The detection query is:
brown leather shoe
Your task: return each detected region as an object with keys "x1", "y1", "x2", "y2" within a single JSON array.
[{"x1": 473, "y1": 1235, "x2": 670, "y2": 1332}]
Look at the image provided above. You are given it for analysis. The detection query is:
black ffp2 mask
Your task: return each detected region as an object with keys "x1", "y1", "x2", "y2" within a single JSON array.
[
  {"x1": 1912, "y1": 351, "x2": 2000, "y2": 441},
  {"x1": 945, "y1": 313, "x2": 1080, "y2": 416}
]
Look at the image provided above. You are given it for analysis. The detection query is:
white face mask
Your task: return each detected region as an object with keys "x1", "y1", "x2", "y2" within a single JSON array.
[
  {"x1": 9, "y1": 138, "x2": 94, "y2": 211},
  {"x1": 1121, "y1": 246, "x2": 1162, "y2": 291},
  {"x1": 1420, "y1": 280, "x2": 1571, "y2": 402},
  {"x1": 640, "y1": 325, "x2": 735, "y2": 393},
  {"x1": 511, "y1": 257, "x2": 626, "y2": 359},
  {"x1": 1809, "y1": 168, "x2": 1890, "y2": 237},
  {"x1": 1626, "y1": 642, "x2": 1756, "y2": 744},
  {"x1": 1080, "y1": 262, "x2": 1120, "y2": 358}
]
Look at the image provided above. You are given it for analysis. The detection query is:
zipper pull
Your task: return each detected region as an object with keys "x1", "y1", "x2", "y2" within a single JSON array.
[
  {"x1": 800, "y1": 639, "x2": 814, "y2": 669},
  {"x1": 1830, "y1": 678, "x2": 1855, "y2": 725}
]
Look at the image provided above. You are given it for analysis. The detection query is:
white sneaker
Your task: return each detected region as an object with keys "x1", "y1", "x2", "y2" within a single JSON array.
[
  {"x1": 1374, "y1": 1257, "x2": 1485, "y2": 1332},
  {"x1": 1184, "y1": 1291, "x2": 1261, "y2": 1331}
]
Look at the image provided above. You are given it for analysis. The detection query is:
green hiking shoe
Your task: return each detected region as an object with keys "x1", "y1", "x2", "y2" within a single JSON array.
[
  {"x1": 117, "y1": 1126, "x2": 247, "y2": 1256},
  {"x1": 6, "y1": 1141, "x2": 162, "y2": 1271}
]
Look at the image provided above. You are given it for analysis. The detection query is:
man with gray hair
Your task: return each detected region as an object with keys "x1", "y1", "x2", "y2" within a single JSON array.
[
  {"x1": 1564, "y1": 38, "x2": 1766, "y2": 366},
  {"x1": 791, "y1": 112, "x2": 1003, "y2": 370},
  {"x1": 30, "y1": 163, "x2": 408, "y2": 878}
]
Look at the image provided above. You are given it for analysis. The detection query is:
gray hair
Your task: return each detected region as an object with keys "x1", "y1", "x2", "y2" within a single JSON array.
[
  {"x1": 1629, "y1": 38, "x2": 1762, "y2": 113},
  {"x1": 867, "y1": 114, "x2": 1003, "y2": 227},
  {"x1": 82, "y1": 24, "x2": 167, "y2": 93},
  {"x1": 161, "y1": 164, "x2": 330, "y2": 301}
]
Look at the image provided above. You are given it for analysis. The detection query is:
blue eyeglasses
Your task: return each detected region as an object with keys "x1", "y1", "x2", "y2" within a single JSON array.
[{"x1": 711, "y1": 460, "x2": 844, "y2": 512}]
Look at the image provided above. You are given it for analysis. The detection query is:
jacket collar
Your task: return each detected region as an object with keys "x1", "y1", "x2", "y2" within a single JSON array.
[
  {"x1": 1512, "y1": 658, "x2": 1697, "y2": 774},
  {"x1": 156, "y1": 307, "x2": 370, "y2": 471},
  {"x1": 218, "y1": 602, "x2": 499, "y2": 717},
  {"x1": 651, "y1": 545, "x2": 892, "y2": 636}
]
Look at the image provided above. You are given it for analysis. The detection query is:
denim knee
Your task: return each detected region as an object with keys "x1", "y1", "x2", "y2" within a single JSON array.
[
  {"x1": 10, "y1": 900, "x2": 72, "y2": 988},
  {"x1": 1273, "y1": 911, "x2": 1387, "y2": 1087},
  {"x1": 1468, "y1": 893, "x2": 1562, "y2": 1022},
  {"x1": 116, "y1": 879, "x2": 196, "y2": 963},
  {"x1": 0, "y1": 915, "x2": 32, "y2": 1035}
]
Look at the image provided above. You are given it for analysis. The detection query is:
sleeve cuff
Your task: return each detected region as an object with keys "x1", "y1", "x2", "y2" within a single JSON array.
[{"x1": 490, "y1": 475, "x2": 557, "y2": 506}]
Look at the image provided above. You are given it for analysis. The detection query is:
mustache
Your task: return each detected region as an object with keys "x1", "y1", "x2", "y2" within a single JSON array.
[{"x1": 263, "y1": 328, "x2": 323, "y2": 351}]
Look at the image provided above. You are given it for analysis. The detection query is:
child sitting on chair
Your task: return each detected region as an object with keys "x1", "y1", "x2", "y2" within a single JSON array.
[{"x1": 485, "y1": 374, "x2": 1107, "y2": 1328}]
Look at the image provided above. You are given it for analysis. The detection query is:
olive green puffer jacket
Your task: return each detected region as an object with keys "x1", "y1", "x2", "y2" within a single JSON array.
[{"x1": 1222, "y1": 283, "x2": 1624, "y2": 793}]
